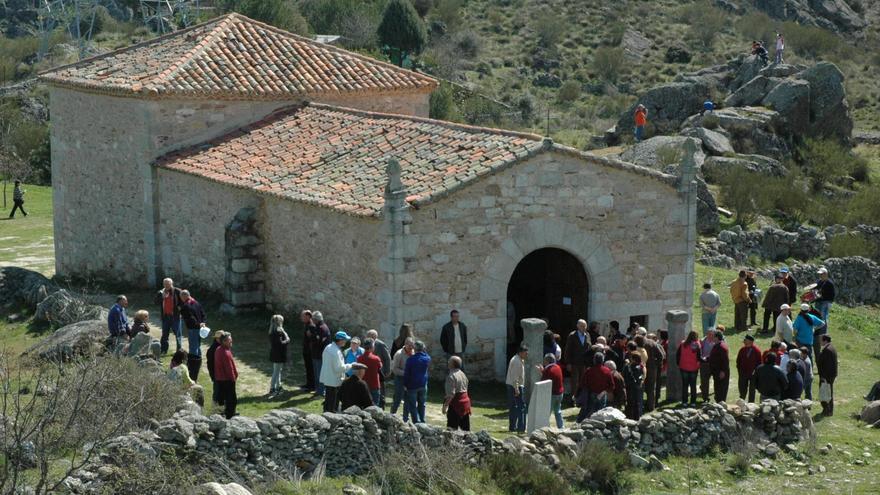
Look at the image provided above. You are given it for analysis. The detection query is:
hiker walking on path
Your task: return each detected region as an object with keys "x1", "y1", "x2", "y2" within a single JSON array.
[
  {"x1": 634, "y1": 104, "x2": 648, "y2": 142},
  {"x1": 8, "y1": 180, "x2": 27, "y2": 218}
]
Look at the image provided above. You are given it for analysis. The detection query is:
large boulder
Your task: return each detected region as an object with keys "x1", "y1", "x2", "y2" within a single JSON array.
[
  {"x1": 725, "y1": 76, "x2": 782, "y2": 107},
  {"x1": 861, "y1": 401, "x2": 880, "y2": 426},
  {"x1": 24, "y1": 320, "x2": 108, "y2": 361},
  {"x1": 621, "y1": 29, "x2": 653, "y2": 62},
  {"x1": 198, "y1": 483, "x2": 253, "y2": 495},
  {"x1": 799, "y1": 62, "x2": 852, "y2": 143},
  {"x1": 686, "y1": 107, "x2": 791, "y2": 160},
  {"x1": 681, "y1": 127, "x2": 734, "y2": 156},
  {"x1": 127, "y1": 331, "x2": 161, "y2": 360},
  {"x1": 616, "y1": 81, "x2": 711, "y2": 136},
  {"x1": 703, "y1": 154, "x2": 785, "y2": 182},
  {"x1": 728, "y1": 55, "x2": 765, "y2": 92},
  {"x1": 0, "y1": 267, "x2": 59, "y2": 310},
  {"x1": 752, "y1": 0, "x2": 866, "y2": 33},
  {"x1": 762, "y1": 78, "x2": 811, "y2": 135},
  {"x1": 759, "y1": 63, "x2": 805, "y2": 78},
  {"x1": 34, "y1": 289, "x2": 108, "y2": 328}
]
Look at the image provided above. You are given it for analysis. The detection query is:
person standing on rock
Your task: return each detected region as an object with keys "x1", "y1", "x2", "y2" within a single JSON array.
[
  {"x1": 729, "y1": 270, "x2": 752, "y2": 332},
  {"x1": 564, "y1": 319, "x2": 592, "y2": 406},
  {"x1": 268, "y1": 314, "x2": 290, "y2": 397},
  {"x1": 633, "y1": 104, "x2": 647, "y2": 142},
  {"x1": 357, "y1": 338, "x2": 384, "y2": 407},
  {"x1": 736, "y1": 334, "x2": 762, "y2": 402},
  {"x1": 214, "y1": 332, "x2": 239, "y2": 419},
  {"x1": 676, "y1": 331, "x2": 701, "y2": 408},
  {"x1": 780, "y1": 267, "x2": 798, "y2": 305},
  {"x1": 775, "y1": 33, "x2": 785, "y2": 64},
  {"x1": 762, "y1": 276, "x2": 789, "y2": 335},
  {"x1": 506, "y1": 344, "x2": 529, "y2": 431},
  {"x1": 536, "y1": 353, "x2": 564, "y2": 428},
  {"x1": 339, "y1": 363, "x2": 373, "y2": 410},
  {"x1": 310, "y1": 311, "x2": 331, "y2": 397},
  {"x1": 8, "y1": 180, "x2": 27, "y2": 218},
  {"x1": 154, "y1": 278, "x2": 183, "y2": 354},
  {"x1": 300, "y1": 310, "x2": 316, "y2": 392},
  {"x1": 754, "y1": 353, "x2": 787, "y2": 401},
  {"x1": 107, "y1": 295, "x2": 131, "y2": 350},
  {"x1": 390, "y1": 337, "x2": 414, "y2": 420},
  {"x1": 440, "y1": 310, "x2": 468, "y2": 368},
  {"x1": 708, "y1": 330, "x2": 730, "y2": 403},
  {"x1": 366, "y1": 329, "x2": 392, "y2": 408},
  {"x1": 443, "y1": 356, "x2": 472, "y2": 431},
  {"x1": 320, "y1": 330, "x2": 353, "y2": 413},
  {"x1": 699, "y1": 283, "x2": 721, "y2": 335},
  {"x1": 404, "y1": 340, "x2": 431, "y2": 424},
  {"x1": 817, "y1": 334, "x2": 837, "y2": 416}
]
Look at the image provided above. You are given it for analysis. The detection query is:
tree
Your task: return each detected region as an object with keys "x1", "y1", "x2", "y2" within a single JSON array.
[{"x1": 377, "y1": 0, "x2": 427, "y2": 66}]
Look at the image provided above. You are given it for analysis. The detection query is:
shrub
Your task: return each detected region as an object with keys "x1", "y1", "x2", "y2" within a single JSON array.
[
  {"x1": 592, "y1": 46, "x2": 625, "y2": 83},
  {"x1": 557, "y1": 80, "x2": 581, "y2": 103},
  {"x1": 432, "y1": 0, "x2": 464, "y2": 30},
  {"x1": 517, "y1": 93, "x2": 535, "y2": 122},
  {"x1": 719, "y1": 168, "x2": 764, "y2": 226},
  {"x1": 686, "y1": 4, "x2": 726, "y2": 49},
  {"x1": 227, "y1": 0, "x2": 310, "y2": 33},
  {"x1": 486, "y1": 452, "x2": 569, "y2": 495},
  {"x1": 429, "y1": 84, "x2": 456, "y2": 120},
  {"x1": 453, "y1": 29, "x2": 482, "y2": 59},
  {"x1": 797, "y1": 138, "x2": 857, "y2": 191},
  {"x1": 371, "y1": 446, "x2": 493, "y2": 495},
  {"x1": 378, "y1": 0, "x2": 427, "y2": 64},
  {"x1": 410, "y1": 0, "x2": 433, "y2": 17},
  {"x1": 339, "y1": 10, "x2": 378, "y2": 49},
  {"x1": 657, "y1": 145, "x2": 682, "y2": 167},
  {"x1": 735, "y1": 12, "x2": 777, "y2": 47},
  {"x1": 534, "y1": 11, "x2": 564, "y2": 48},
  {"x1": 827, "y1": 233, "x2": 879, "y2": 261},
  {"x1": 299, "y1": 0, "x2": 375, "y2": 34},
  {"x1": 560, "y1": 440, "x2": 633, "y2": 494},
  {"x1": 784, "y1": 21, "x2": 840, "y2": 58},
  {"x1": 845, "y1": 184, "x2": 880, "y2": 226},
  {"x1": 702, "y1": 114, "x2": 720, "y2": 129}
]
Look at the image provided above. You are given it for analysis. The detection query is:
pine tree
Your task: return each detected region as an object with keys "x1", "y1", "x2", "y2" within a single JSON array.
[{"x1": 377, "y1": 0, "x2": 427, "y2": 66}]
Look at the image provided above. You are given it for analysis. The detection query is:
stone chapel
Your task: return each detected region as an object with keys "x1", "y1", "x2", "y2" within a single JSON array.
[{"x1": 41, "y1": 13, "x2": 697, "y2": 380}]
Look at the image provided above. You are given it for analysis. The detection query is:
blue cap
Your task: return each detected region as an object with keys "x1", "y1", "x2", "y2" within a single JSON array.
[
  {"x1": 334, "y1": 331, "x2": 351, "y2": 341},
  {"x1": 779, "y1": 266, "x2": 789, "y2": 273}
]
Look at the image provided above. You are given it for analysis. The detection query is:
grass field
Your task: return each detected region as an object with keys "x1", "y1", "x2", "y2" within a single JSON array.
[{"x1": 0, "y1": 186, "x2": 878, "y2": 493}]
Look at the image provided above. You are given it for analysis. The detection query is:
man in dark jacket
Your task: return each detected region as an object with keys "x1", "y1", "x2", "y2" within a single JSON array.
[
  {"x1": 780, "y1": 267, "x2": 798, "y2": 305},
  {"x1": 310, "y1": 311, "x2": 331, "y2": 396},
  {"x1": 815, "y1": 268, "x2": 835, "y2": 333},
  {"x1": 708, "y1": 330, "x2": 730, "y2": 403},
  {"x1": 754, "y1": 353, "x2": 788, "y2": 401},
  {"x1": 154, "y1": 278, "x2": 183, "y2": 355},
  {"x1": 300, "y1": 310, "x2": 316, "y2": 391},
  {"x1": 206, "y1": 331, "x2": 225, "y2": 406},
  {"x1": 736, "y1": 335, "x2": 762, "y2": 402},
  {"x1": 564, "y1": 319, "x2": 592, "y2": 406},
  {"x1": 761, "y1": 276, "x2": 789, "y2": 335},
  {"x1": 440, "y1": 310, "x2": 468, "y2": 361},
  {"x1": 339, "y1": 363, "x2": 374, "y2": 410},
  {"x1": 179, "y1": 290, "x2": 206, "y2": 358},
  {"x1": 643, "y1": 334, "x2": 666, "y2": 412},
  {"x1": 817, "y1": 334, "x2": 838, "y2": 416},
  {"x1": 746, "y1": 269, "x2": 758, "y2": 327}
]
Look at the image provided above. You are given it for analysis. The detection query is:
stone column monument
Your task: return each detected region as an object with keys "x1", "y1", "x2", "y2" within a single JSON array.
[
  {"x1": 520, "y1": 318, "x2": 547, "y2": 405},
  {"x1": 665, "y1": 310, "x2": 690, "y2": 402},
  {"x1": 378, "y1": 159, "x2": 411, "y2": 338}
]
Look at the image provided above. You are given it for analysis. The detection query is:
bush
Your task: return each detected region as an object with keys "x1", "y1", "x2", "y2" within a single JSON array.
[
  {"x1": 232, "y1": 0, "x2": 310, "y2": 33},
  {"x1": 453, "y1": 29, "x2": 482, "y2": 59},
  {"x1": 592, "y1": 46, "x2": 625, "y2": 83},
  {"x1": 845, "y1": 184, "x2": 880, "y2": 226},
  {"x1": 557, "y1": 80, "x2": 581, "y2": 103},
  {"x1": 827, "y1": 233, "x2": 879, "y2": 261},
  {"x1": 517, "y1": 93, "x2": 535, "y2": 122},
  {"x1": 719, "y1": 168, "x2": 764, "y2": 226},
  {"x1": 657, "y1": 145, "x2": 682, "y2": 166},
  {"x1": 560, "y1": 440, "x2": 633, "y2": 494},
  {"x1": 299, "y1": 0, "x2": 377, "y2": 34},
  {"x1": 735, "y1": 12, "x2": 777, "y2": 47},
  {"x1": 797, "y1": 138, "x2": 857, "y2": 191},
  {"x1": 378, "y1": 0, "x2": 428, "y2": 64},
  {"x1": 784, "y1": 21, "x2": 840, "y2": 58},
  {"x1": 432, "y1": 0, "x2": 464, "y2": 30},
  {"x1": 371, "y1": 446, "x2": 494, "y2": 495},
  {"x1": 410, "y1": 0, "x2": 433, "y2": 17},
  {"x1": 534, "y1": 11, "x2": 564, "y2": 48},
  {"x1": 684, "y1": 3, "x2": 726, "y2": 49},
  {"x1": 486, "y1": 453, "x2": 569, "y2": 495},
  {"x1": 339, "y1": 10, "x2": 378, "y2": 49},
  {"x1": 429, "y1": 84, "x2": 456, "y2": 120}
]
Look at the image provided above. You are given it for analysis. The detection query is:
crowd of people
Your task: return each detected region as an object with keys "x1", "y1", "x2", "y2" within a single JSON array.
[{"x1": 106, "y1": 264, "x2": 845, "y2": 432}]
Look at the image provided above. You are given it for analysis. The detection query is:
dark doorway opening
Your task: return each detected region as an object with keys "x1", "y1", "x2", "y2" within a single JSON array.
[{"x1": 506, "y1": 248, "x2": 589, "y2": 360}]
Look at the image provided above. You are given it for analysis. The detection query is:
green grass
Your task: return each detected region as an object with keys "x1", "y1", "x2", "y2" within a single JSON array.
[
  {"x1": 0, "y1": 183, "x2": 54, "y2": 275},
  {"x1": 2, "y1": 188, "x2": 880, "y2": 493}
]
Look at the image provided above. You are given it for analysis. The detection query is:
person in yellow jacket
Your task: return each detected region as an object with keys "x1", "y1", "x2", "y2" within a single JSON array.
[{"x1": 729, "y1": 270, "x2": 752, "y2": 332}]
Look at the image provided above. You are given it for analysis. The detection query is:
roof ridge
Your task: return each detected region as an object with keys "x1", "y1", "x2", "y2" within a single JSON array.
[
  {"x1": 306, "y1": 102, "x2": 544, "y2": 141},
  {"x1": 151, "y1": 14, "x2": 238, "y2": 91},
  {"x1": 38, "y1": 15, "x2": 227, "y2": 80}
]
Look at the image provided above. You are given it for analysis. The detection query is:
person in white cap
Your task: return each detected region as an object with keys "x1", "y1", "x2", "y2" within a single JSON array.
[
  {"x1": 793, "y1": 303, "x2": 824, "y2": 359},
  {"x1": 814, "y1": 267, "x2": 835, "y2": 333},
  {"x1": 775, "y1": 304, "x2": 794, "y2": 346}
]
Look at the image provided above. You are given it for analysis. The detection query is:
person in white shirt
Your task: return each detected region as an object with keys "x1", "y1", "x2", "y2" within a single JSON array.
[
  {"x1": 389, "y1": 337, "x2": 414, "y2": 419},
  {"x1": 775, "y1": 33, "x2": 785, "y2": 64},
  {"x1": 778, "y1": 342, "x2": 790, "y2": 371},
  {"x1": 775, "y1": 304, "x2": 794, "y2": 346},
  {"x1": 319, "y1": 331, "x2": 353, "y2": 413},
  {"x1": 505, "y1": 344, "x2": 529, "y2": 433}
]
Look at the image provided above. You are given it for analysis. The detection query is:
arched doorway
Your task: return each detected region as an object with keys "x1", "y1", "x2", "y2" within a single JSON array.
[{"x1": 506, "y1": 248, "x2": 588, "y2": 359}]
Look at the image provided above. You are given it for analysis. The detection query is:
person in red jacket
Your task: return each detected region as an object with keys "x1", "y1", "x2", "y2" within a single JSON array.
[
  {"x1": 634, "y1": 104, "x2": 648, "y2": 142},
  {"x1": 537, "y1": 353, "x2": 565, "y2": 428},
  {"x1": 736, "y1": 334, "x2": 762, "y2": 402},
  {"x1": 357, "y1": 339, "x2": 384, "y2": 408},
  {"x1": 708, "y1": 330, "x2": 730, "y2": 403},
  {"x1": 576, "y1": 354, "x2": 615, "y2": 422},
  {"x1": 213, "y1": 332, "x2": 239, "y2": 419},
  {"x1": 762, "y1": 341, "x2": 782, "y2": 366},
  {"x1": 676, "y1": 331, "x2": 702, "y2": 407}
]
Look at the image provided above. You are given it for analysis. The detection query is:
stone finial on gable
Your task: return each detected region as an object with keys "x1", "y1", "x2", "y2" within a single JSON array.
[{"x1": 385, "y1": 158, "x2": 403, "y2": 196}]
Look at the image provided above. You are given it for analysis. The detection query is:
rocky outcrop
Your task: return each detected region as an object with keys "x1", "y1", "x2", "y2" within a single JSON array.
[
  {"x1": 615, "y1": 81, "x2": 711, "y2": 136},
  {"x1": 799, "y1": 62, "x2": 852, "y2": 143},
  {"x1": 750, "y1": 0, "x2": 867, "y2": 34},
  {"x1": 23, "y1": 319, "x2": 108, "y2": 362},
  {"x1": 0, "y1": 266, "x2": 59, "y2": 310},
  {"x1": 861, "y1": 401, "x2": 880, "y2": 427},
  {"x1": 726, "y1": 75, "x2": 782, "y2": 107},
  {"x1": 34, "y1": 289, "x2": 108, "y2": 328},
  {"x1": 684, "y1": 107, "x2": 792, "y2": 160},
  {"x1": 699, "y1": 225, "x2": 827, "y2": 266},
  {"x1": 702, "y1": 154, "x2": 785, "y2": 182},
  {"x1": 762, "y1": 78, "x2": 811, "y2": 135},
  {"x1": 680, "y1": 127, "x2": 733, "y2": 156},
  {"x1": 788, "y1": 257, "x2": 880, "y2": 306}
]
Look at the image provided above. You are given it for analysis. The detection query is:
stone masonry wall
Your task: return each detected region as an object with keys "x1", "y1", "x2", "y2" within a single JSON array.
[
  {"x1": 398, "y1": 150, "x2": 695, "y2": 380},
  {"x1": 313, "y1": 90, "x2": 431, "y2": 117}
]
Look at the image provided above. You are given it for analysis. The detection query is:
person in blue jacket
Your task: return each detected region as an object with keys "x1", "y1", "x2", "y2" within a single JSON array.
[
  {"x1": 793, "y1": 303, "x2": 824, "y2": 359},
  {"x1": 404, "y1": 340, "x2": 431, "y2": 423},
  {"x1": 107, "y1": 295, "x2": 131, "y2": 349}
]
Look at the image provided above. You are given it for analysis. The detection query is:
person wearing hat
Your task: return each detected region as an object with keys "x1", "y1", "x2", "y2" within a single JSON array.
[
  {"x1": 319, "y1": 330, "x2": 354, "y2": 413},
  {"x1": 339, "y1": 362, "x2": 373, "y2": 410},
  {"x1": 793, "y1": 303, "x2": 824, "y2": 360},
  {"x1": 729, "y1": 270, "x2": 752, "y2": 332},
  {"x1": 775, "y1": 304, "x2": 794, "y2": 347},
  {"x1": 817, "y1": 334, "x2": 837, "y2": 416},
  {"x1": 736, "y1": 334, "x2": 762, "y2": 402},
  {"x1": 762, "y1": 276, "x2": 790, "y2": 335},
  {"x1": 779, "y1": 267, "x2": 798, "y2": 305},
  {"x1": 633, "y1": 104, "x2": 648, "y2": 142},
  {"x1": 213, "y1": 331, "x2": 238, "y2": 419},
  {"x1": 814, "y1": 267, "x2": 835, "y2": 333}
]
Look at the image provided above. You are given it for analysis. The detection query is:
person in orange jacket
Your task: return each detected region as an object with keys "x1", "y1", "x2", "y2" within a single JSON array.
[{"x1": 634, "y1": 104, "x2": 648, "y2": 142}]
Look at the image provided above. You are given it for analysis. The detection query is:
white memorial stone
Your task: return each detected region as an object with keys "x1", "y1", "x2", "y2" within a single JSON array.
[{"x1": 527, "y1": 379, "x2": 552, "y2": 433}]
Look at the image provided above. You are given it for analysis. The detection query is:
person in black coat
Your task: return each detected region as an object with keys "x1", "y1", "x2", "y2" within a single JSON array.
[
  {"x1": 440, "y1": 310, "x2": 468, "y2": 358},
  {"x1": 754, "y1": 353, "x2": 788, "y2": 401},
  {"x1": 153, "y1": 278, "x2": 183, "y2": 354},
  {"x1": 206, "y1": 331, "x2": 225, "y2": 406},
  {"x1": 817, "y1": 334, "x2": 838, "y2": 416},
  {"x1": 300, "y1": 310, "x2": 317, "y2": 391},
  {"x1": 622, "y1": 354, "x2": 645, "y2": 420},
  {"x1": 784, "y1": 361, "x2": 804, "y2": 400},
  {"x1": 179, "y1": 290, "x2": 207, "y2": 358},
  {"x1": 339, "y1": 363, "x2": 373, "y2": 410},
  {"x1": 268, "y1": 315, "x2": 290, "y2": 397}
]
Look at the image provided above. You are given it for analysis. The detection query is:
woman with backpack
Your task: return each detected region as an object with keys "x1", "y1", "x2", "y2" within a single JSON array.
[
  {"x1": 268, "y1": 314, "x2": 291, "y2": 397},
  {"x1": 677, "y1": 330, "x2": 702, "y2": 407}
]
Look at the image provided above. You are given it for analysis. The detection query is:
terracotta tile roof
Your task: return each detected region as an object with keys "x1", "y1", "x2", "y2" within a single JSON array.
[
  {"x1": 39, "y1": 13, "x2": 437, "y2": 100},
  {"x1": 155, "y1": 103, "x2": 547, "y2": 216}
]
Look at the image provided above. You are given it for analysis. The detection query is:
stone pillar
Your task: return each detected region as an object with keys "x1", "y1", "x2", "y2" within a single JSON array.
[
  {"x1": 221, "y1": 207, "x2": 265, "y2": 313},
  {"x1": 665, "y1": 310, "x2": 689, "y2": 402},
  {"x1": 521, "y1": 318, "x2": 547, "y2": 404},
  {"x1": 378, "y1": 159, "x2": 411, "y2": 338},
  {"x1": 678, "y1": 140, "x2": 699, "y2": 321}
]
